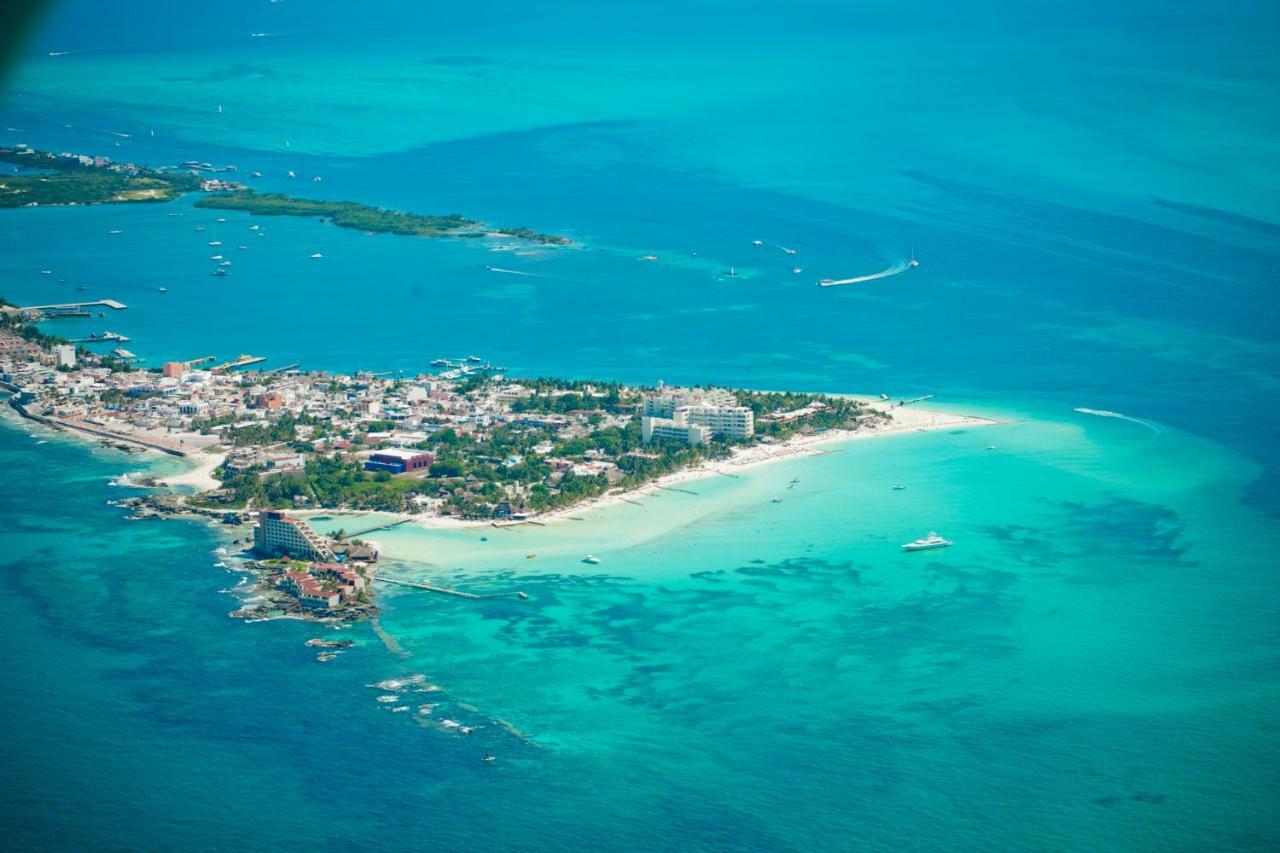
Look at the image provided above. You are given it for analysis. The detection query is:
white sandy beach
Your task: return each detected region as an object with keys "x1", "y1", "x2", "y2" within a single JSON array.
[{"x1": 297, "y1": 400, "x2": 1000, "y2": 536}]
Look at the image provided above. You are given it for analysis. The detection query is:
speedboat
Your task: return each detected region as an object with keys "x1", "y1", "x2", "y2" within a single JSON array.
[
  {"x1": 209, "y1": 240, "x2": 222, "y2": 246},
  {"x1": 902, "y1": 532, "x2": 951, "y2": 552},
  {"x1": 582, "y1": 554, "x2": 601, "y2": 564},
  {"x1": 310, "y1": 252, "x2": 323, "y2": 259},
  {"x1": 158, "y1": 287, "x2": 167, "y2": 293}
]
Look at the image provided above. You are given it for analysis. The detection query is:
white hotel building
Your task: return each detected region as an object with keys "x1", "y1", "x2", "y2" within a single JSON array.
[{"x1": 640, "y1": 385, "x2": 754, "y2": 446}]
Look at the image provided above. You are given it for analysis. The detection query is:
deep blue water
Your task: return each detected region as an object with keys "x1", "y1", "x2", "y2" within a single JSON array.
[{"x1": 2, "y1": 1, "x2": 1279, "y2": 849}]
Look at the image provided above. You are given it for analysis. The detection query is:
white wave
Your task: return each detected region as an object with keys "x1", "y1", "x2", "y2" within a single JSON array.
[
  {"x1": 1073, "y1": 407, "x2": 1162, "y2": 434},
  {"x1": 818, "y1": 259, "x2": 910, "y2": 287},
  {"x1": 485, "y1": 265, "x2": 541, "y2": 277}
]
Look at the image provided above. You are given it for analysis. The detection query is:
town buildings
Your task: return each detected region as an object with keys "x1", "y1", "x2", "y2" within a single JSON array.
[
  {"x1": 640, "y1": 383, "x2": 754, "y2": 445},
  {"x1": 253, "y1": 510, "x2": 336, "y2": 561}
]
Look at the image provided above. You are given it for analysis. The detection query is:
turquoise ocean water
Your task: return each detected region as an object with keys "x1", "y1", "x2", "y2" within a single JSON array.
[{"x1": 2, "y1": 2, "x2": 1279, "y2": 849}]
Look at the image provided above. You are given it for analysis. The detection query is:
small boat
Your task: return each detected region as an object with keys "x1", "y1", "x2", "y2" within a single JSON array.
[
  {"x1": 287, "y1": 170, "x2": 296, "y2": 178},
  {"x1": 892, "y1": 484, "x2": 906, "y2": 491},
  {"x1": 219, "y1": 260, "x2": 232, "y2": 266},
  {"x1": 309, "y1": 252, "x2": 323, "y2": 259},
  {"x1": 782, "y1": 247, "x2": 797, "y2": 255},
  {"x1": 238, "y1": 244, "x2": 248, "y2": 250},
  {"x1": 158, "y1": 286, "x2": 167, "y2": 293},
  {"x1": 194, "y1": 225, "x2": 206, "y2": 232},
  {"x1": 107, "y1": 229, "x2": 122, "y2": 235},
  {"x1": 313, "y1": 175, "x2": 322, "y2": 182},
  {"x1": 212, "y1": 268, "x2": 229, "y2": 277},
  {"x1": 210, "y1": 254, "x2": 224, "y2": 260},
  {"x1": 209, "y1": 240, "x2": 222, "y2": 246},
  {"x1": 770, "y1": 496, "x2": 783, "y2": 504},
  {"x1": 480, "y1": 536, "x2": 488, "y2": 542},
  {"x1": 903, "y1": 532, "x2": 951, "y2": 552},
  {"x1": 526, "y1": 553, "x2": 536, "y2": 559},
  {"x1": 582, "y1": 554, "x2": 601, "y2": 565},
  {"x1": 40, "y1": 269, "x2": 51, "y2": 275},
  {"x1": 726, "y1": 266, "x2": 738, "y2": 277},
  {"x1": 482, "y1": 755, "x2": 495, "y2": 763},
  {"x1": 640, "y1": 254, "x2": 658, "y2": 262},
  {"x1": 987, "y1": 444, "x2": 997, "y2": 451},
  {"x1": 792, "y1": 267, "x2": 803, "y2": 274},
  {"x1": 167, "y1": 212, "x2": 180, "y2": 217},
  {"x1": 249, "y1": 224, "x2": 260, "y2": 231},
  {"x1": 249, "y1": 170, "x2": 262, "y2": 178},
  {"x1": 751, "y1": 239, "x2": 763, "y2": 245},
  {"x1": 76, "y1": 284, "x2": 87, "y2": 291},
  {"x1": 216, "y1": 217, "x2": 226, "y2": 223}
]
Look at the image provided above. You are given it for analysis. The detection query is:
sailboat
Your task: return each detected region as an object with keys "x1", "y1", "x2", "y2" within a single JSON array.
[
  {"x1": 217, "y1": 104, "x2": 223, "y2": 114},
  {"x1": 908, "y1": 245, "x2": 919, "y2": 268}
]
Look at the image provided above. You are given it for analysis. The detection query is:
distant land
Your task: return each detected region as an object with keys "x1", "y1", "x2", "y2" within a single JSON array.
[
  {"x1": 195, "y1": 190, "x2": 572, "y2": 244},
  {"x1": 0, "y1": 145, "x2": 571, "y2": 244}
]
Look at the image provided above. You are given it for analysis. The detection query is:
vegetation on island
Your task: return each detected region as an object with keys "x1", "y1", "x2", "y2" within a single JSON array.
[
  {"x1": 195, "y1": 189, "x2": 572, "y2": 245},
  {"x1": 0, "y1": 147, "x2": 202, "y2": 207}
]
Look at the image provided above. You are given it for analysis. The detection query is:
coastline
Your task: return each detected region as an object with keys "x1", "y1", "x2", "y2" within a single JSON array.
[{"x1": 295, "y1": 399, "x2": 1001, "y2": 535}]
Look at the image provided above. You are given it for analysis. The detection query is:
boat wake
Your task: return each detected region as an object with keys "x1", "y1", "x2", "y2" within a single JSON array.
[
  {"x1": 1073, "y1": 407, "x2": 1162, "y2": 434},
  {"x1": 818, "y1": 259, "x2": 911, "y2": 287},
  {"x1": 485, "y1": 265, "x2": 542, "y2": 277}
]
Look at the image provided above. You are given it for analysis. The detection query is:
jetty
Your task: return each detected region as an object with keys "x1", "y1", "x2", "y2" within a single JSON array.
[
  {"x1": 346, "y1": 518, "x2": 411, "y2": 538},
  {"x1": 11, "y1": 299, "x2": 127, "y2": 313},
  {"x1": 212, "y1": 354, "x2": 267, "y2": 373},
  {"x1": 373, "y1": 575, "x2": 528, "y2": 601},
  {"x1": 70, "y1": 331, "x2": 130, "y2": 343},
  {"x1": 897, "y1": 394, "x2": 935, "y2": 406}
]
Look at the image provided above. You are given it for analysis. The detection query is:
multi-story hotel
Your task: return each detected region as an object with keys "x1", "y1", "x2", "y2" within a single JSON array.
[
  {"x1": 641, "y1": 384, "x2": 754, "y2": 445},
  {"x1": 253, "y1": 510, "x2": 336, "y2": 561}
]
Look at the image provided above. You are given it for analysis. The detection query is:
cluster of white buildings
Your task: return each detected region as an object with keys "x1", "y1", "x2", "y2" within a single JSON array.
[{"x1": 640, "y1": 383, "x2": 754, "y2": 446}]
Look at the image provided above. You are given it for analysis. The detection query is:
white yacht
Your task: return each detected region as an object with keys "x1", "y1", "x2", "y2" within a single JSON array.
[{"x1": 902, "y1": 532, "x2": 951, "y2": 552}]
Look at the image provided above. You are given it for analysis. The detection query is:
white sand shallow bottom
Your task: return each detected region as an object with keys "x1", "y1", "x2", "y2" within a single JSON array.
[{"x1": 303, "y1": 401, "x2": 1002, "y2": 579}]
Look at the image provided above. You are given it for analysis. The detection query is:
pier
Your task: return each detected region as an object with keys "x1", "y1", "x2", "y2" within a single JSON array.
[
  {"x1": 897, "y1": 394, "x2": 936, "y2": 406},
  {"x1": 70, "y1": 331, "x2": 130, "y2": 343},
  {"x1": 345, "y1": 518, "x2": 411, "y2": 538},
  {"x1": 212, "y1": 354, "x2": 267, "y2": 373},
  {"x1": 373, "y1": 575, "x2": 528, "y2": 601},
  {"x1": 13, "y1": 299, "x2": 128, "y2": 312}
]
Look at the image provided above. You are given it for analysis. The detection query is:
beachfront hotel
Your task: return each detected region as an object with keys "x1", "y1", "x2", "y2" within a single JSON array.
[
  {"x1": 640, "y1": 384, "x2": 754, "y2": 445},
  {"x1": 253, "y1": 510, "x2": 336, "y2": 561}
]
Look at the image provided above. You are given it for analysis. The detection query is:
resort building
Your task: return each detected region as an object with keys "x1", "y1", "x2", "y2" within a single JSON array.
[
  {"x1": 363, "y1": 448, "x2": 434, "y2": 475},
  {"x1": 640, "y1": 383, "x2": 754, "y2": 444},
  {"x1": 253, "y1": 510, "x2": 336, "y2": 561}
]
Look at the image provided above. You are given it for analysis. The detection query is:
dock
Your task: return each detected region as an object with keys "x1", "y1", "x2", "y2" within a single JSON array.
[
  {"x1": 212, "y1": 354, "x2": 267, "y2": 373},
  {"x1": 70, "y1": 332, "x2": 130, "y2": 343},
  {"x1": 373, "y1": 575, "x2": 528, "y2": 601},
  {"x1": 15, "y1": 299, "x2": 128, "y2": 312},
  {"x1": 346, "y1": 518, "x2": 411, "y2": 538},
  {"x1": 898, "y1": 394, "x2": 936, "y2": 406}
]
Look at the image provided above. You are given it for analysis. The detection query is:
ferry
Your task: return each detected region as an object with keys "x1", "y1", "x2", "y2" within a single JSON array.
[
  {"x1": 902, "y1": 532, "x2": 951, "y2": 552},
  {"x1": 582, "y1": 554, "x2": 601, "y2": 565}
]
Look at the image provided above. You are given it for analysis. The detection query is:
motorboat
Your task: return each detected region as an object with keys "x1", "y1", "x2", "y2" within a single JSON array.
[{"x1": 902, "y1": 532, "x2": 952, "y2": 552}]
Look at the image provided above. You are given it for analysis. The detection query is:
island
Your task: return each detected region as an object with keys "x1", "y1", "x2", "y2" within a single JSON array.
[
  {"x1": 194, "y1": 189, "x2": 572, "y2": 244},
  {"x1": 1, "y1": 299, "x2": 993, "y2": 625},
  {"x1": 0, "y1": 145, "x2": 572, "y2": 245},
  {"x1": 0, "y1": 146, "x2": 204, "y2": 206}
]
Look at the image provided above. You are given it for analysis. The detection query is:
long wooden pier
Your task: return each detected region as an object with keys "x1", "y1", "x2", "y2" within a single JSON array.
[
  {"x1": 346, "y1": 518, "x2": 411, "y2": 538},
  {"x1": 16, "y1": 299, "x2": 127, "y2": 312},
  {"x1": 373, "y1": 575, "x2": 528, "y2": 601}
]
